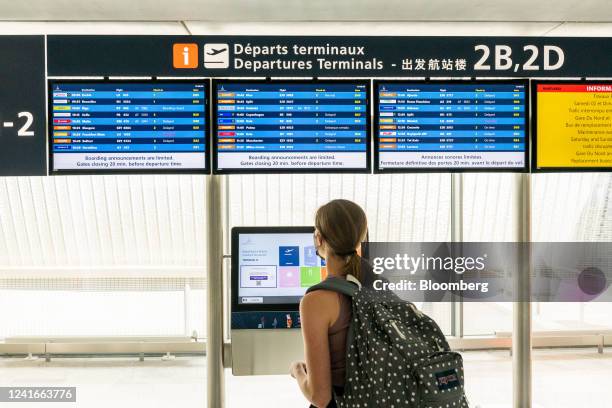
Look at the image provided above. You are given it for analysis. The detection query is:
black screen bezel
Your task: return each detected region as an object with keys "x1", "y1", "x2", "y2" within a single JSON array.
[
  {"x1": 47, "y1": 78, "x2": 211, "y2": 175},
  {"x1": 212, "y1": 78, "x2": 372, "y2": 175},
  {"x1": 373, "y1": 78, "x2": 530, "y2": 174},
  {"x1": 231, "y1": 226, "x2": 316, "y2": 313}
]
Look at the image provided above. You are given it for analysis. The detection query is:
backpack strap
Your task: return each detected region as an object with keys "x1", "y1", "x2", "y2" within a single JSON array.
[
  {"x1": 306, "y1": 274, "x2": 360, "y2": 392},
  {"x1": 305, "y1": 274, "x2": 361, "y2": 298}
]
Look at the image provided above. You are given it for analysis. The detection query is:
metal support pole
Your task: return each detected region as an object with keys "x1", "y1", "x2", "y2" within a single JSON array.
[
  {"x1": 513, "y1": 172, "x2": 532, "y2": 408},
  {"x1": 207, "y1": 174, "x2": 225, "y2": 408},
  {"x1": 450, "y1": 173, "x2": 464, "y2": 338}
]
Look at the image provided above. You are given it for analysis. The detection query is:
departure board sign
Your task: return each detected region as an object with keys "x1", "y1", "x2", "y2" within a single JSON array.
[
  {"x1": 533, "y1": 81, "x2": 612, "y2": 172},
  {"x1": 374, "y1": 80, "x2": 528, "y2": 172},
  {"x1": 213, "y1": 80, "x2": 370, "y2": 173},
  {"x1": 47, "y1": 35, "x2": 612, "y2": 79},
  {"x1": 49, "y1": 81, "x2": 209, "y2": 173}
]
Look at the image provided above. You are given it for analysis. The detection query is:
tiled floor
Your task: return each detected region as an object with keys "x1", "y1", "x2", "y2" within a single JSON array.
[{"x1": 0, "y1": 348, "x2": 610, "y2": 407}]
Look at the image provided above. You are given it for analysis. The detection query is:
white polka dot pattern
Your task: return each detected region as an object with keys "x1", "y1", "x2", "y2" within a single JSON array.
[{"x1": 306, "y1": 277, "x2": 470, "y2": 408}]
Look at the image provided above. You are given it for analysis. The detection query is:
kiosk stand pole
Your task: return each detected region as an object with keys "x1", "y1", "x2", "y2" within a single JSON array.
[
  {"x1": 207, "y1": 174, "x2": 225, "y2": 408},
  {"x1": 450, "y1": 173, "x2": 464, "y2": 338},
  {"x1": 513, "y1": 172, "x2": 532, "y2": 408}
]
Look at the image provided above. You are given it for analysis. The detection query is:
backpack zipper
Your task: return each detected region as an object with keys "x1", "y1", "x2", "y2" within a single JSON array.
[
  {"x1": 409, "y1": 303, "x2": 423, "y2": 317},
  {"x1": 390, "y1": 320, "x2": 406, "y2": 340}
]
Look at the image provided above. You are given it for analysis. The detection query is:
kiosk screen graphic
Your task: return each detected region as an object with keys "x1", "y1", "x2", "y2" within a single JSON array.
[
  {"x1": 232, "y1": 227, "x2": 326, "y2": 308},
  {"x1": 214, "y1": 80, "x2": 370, "y2": 173},
  {"x1": 49, "y1": 81, "x2": 208, "y2": 173},
  {"x1": 534, "y1": 81, "x2": 612, "y2": 171},
  {"x1": 375, "y1": 81, "x2": 528, "y2": 172}
]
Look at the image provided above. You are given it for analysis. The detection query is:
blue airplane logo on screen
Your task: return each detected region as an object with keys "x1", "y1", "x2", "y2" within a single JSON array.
[{"x1": 279, "y1": 246, "x2": 300, "y2": 266}]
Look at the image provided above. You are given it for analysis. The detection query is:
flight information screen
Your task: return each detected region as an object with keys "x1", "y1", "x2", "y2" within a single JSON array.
[
  {"x1": 49, "y1": 81, "x2": 208, "y2": 173},
  {"x1": 375, "y1": 81, "x2": 528, "y2": 172},
  {"x1": 534, "y1": 81, "x2": 612, "y2": 171},
  {"x1": 214, "y1": 80, "x2": 370, "y2": 173}
]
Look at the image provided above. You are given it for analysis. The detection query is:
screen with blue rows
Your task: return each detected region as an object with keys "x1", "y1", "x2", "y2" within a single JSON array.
[
  {"x1": 50, "y1": 82, "x2": 208, "y2": 172},
  {"x1": 214, "y1": 81, "x2": 369, "y2": 172},
  {"x1": 376, "y1": 82, "x2": 527, "y2": 171}
]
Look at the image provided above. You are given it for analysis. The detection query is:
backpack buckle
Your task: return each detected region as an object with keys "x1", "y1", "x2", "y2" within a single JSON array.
[{"x1": 346, "y1": 274, "x2": 362, "y2": 289}]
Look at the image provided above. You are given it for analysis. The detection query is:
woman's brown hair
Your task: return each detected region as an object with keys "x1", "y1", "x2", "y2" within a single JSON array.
[{"x1": 315, "y1": 199, "x2": 368, "y2": 282}]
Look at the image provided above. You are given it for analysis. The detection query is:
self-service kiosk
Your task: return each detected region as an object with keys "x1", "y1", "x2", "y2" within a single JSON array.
[{"x1": 230, "y1": 226, "x2": 326, "y2": 375}]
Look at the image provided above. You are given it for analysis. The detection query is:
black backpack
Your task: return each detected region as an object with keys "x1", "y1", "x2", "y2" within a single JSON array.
[{"x1": 307, "y1": 275, "x2": 470, "y2": 408}]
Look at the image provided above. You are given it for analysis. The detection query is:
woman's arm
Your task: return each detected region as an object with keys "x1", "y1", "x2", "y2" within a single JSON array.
[{"x1": 291, "y1": 291, "x2": 336, "y2": 407}]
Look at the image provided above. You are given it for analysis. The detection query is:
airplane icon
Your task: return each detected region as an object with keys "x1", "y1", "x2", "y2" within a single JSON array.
[
  {"x1": 206, "y1": 47, "x2": 227, "y2": 56},
  {"x1": 204, "y1": 43, "x2": 230, "y2": 69}
]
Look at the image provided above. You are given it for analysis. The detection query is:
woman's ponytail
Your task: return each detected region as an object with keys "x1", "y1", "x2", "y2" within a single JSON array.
[{"x1": 343, "y1": 252, "x2": 362, "y2": 283}]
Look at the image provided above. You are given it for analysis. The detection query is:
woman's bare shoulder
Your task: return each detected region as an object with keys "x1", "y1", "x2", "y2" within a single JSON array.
[{"x1": 300, "y1": 290, "x2": 340, "y2": 315}]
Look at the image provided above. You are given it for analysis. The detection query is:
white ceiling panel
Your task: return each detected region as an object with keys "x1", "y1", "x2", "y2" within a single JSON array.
[
  {"x1": 185, "y1": 21, "x2": 560, "y2": 36},
  {"x1": 0, "y1": 0, "x2": 610, "y2": 22},
  {"x1": 543, "y1": 22, "x2": 612, "y2": 36},
  {"x1": 0, "y1": 21, "x2": 188, "y2": 35}
]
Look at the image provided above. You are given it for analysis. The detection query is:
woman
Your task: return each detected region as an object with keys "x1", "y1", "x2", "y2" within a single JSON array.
[{"x1": 289, "y1": 199, "x2": 368, "y2": 408}]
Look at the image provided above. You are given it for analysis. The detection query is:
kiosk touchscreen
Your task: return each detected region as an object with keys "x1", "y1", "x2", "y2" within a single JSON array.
[
  {"x1": 374, "y1": 80, "x2": 528, "y2": 172},
  {"x1": 533, "y1": 80, "x2": 612, "y2": 172},
  {"x1": 232, "y1": 226, "x2": 324, "y2": 314},
  {"x1": 213, "y1": 80, "x2": 371, "y2": 174},
  {"x1": 49, "y1": 80, "x2": 209, "y2": 173},
  {"x1": 231, "y1": 226, "x2": 322, "y2": 375}
]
